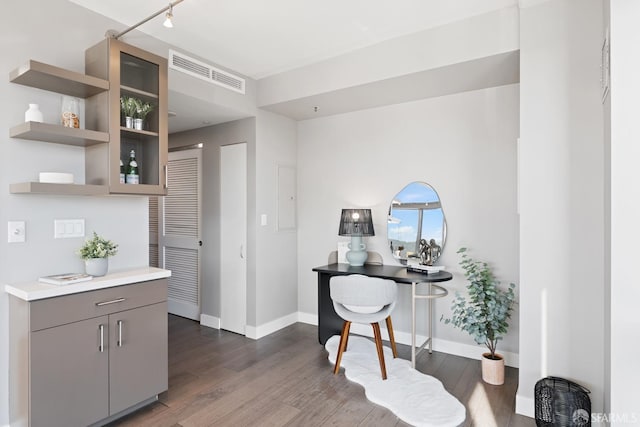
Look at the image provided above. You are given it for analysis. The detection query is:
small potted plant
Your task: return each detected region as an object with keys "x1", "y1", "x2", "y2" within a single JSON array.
[
  {"x1": 442, "y1": 247, "x2": 516, "y2": 385},
  {"x1": 78, "y1": 232, "x2": 118, "y2": 277},
  {"x1": 120, "y1": 96, "x2": 137, "y2": 128},
  {"x1": 133, "y1": 99, "x2": 154, "y2": 130}
]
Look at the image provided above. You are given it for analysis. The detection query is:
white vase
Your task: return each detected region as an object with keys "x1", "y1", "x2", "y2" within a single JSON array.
[
  {"x1": 25, "y1": 104, "x2": 43, "y2": 122},
  {"x1": 85, "y1": 258, "x2": 108, "y2": 277},
  {"x1": 133, "y1": 118, "x2": 144, "y2": 130}
]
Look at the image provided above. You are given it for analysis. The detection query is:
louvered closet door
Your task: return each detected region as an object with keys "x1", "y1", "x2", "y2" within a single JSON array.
[{"x1": 160, "y1": 149, "x2": 202, "y2": 320}]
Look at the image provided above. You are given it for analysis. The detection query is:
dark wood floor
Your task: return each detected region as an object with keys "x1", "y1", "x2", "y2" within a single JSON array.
[{"x1": 107, "y1": 315, "x2": 535, "y2": 427}]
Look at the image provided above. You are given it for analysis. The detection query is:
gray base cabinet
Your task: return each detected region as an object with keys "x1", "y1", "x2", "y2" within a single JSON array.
[{"x1": 9, "y1": 279, "x2": 168, "y2": 427}]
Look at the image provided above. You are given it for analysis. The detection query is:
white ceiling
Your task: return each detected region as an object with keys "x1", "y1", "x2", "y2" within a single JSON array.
[
  {"x1": 70, "y1": 0, "x2": 518, "y2": 132},
  {"x1": 70, "y1": 0, "x2": 517, "y2": 80}
]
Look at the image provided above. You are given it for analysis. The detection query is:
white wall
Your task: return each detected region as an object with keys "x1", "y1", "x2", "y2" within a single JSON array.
[
  {"x1": 254, "y1": 110, "x2": 298, "y2": 332},
  {"x1": 608, "y1": 0, "x2": 640, "y2": 421},
  {"x1": 0, "y1": 1, "x2": 150, "y2": 423},
  {"x1": 518, "y1": 0, "x2": 605, "y2": 419},
  {"x1": 297, "y1": 85, "x2": 520, "y2": 356}
]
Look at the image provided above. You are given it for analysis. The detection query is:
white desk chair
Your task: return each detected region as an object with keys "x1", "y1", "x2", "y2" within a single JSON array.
[{"x1": 329, "y1": 274, "x2": 398, "y2": 380}]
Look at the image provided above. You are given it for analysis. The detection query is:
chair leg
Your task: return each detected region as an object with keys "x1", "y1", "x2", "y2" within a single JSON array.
[
  {"x1": 385, "y1": 316, "x2": 398, "y2": 358},
  {"x1": 334, "y1": 321, "x2": 351, "y2": 375},
  {"x1": 371, "y1": 322, "x2": 387, "y2": 380}
]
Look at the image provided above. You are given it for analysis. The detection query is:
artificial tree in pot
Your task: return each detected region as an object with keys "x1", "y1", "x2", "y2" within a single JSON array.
[{"x1": 442, "y1": 247, "x2": 516, "y2": 385}]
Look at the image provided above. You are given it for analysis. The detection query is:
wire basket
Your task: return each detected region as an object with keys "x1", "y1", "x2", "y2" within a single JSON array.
[{"x1": 535, "y1": 376, "x2": 591, "y2": 426}]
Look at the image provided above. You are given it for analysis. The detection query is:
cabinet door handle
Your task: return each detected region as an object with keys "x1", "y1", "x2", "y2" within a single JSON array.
[
  {"x1": 98, "y1": 324, "x2": 104, "y2": 352},
  {"x1": 95, "y1": 297, "x2": 126, "y2": 306},
  {"x1": 117, "y1": 320, "x2": 123, "y2": 347},
  {"x1": 240, "y1": 244, "x2": 244, "y2": 259},
  {"x1": 164, "y1": 164, "x2": 168, "y2": 189}
]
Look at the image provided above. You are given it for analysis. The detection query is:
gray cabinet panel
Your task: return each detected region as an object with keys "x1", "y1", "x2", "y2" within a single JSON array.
[
  {"x1": 109, "y1": 302, "x2": 168, "y2": 415},
  {"x1": 30, "y1": 279, "x2": 167, "y2": 332},
  {"x1": 31, "y1": 316, "x2": 109, "y2": 427}
]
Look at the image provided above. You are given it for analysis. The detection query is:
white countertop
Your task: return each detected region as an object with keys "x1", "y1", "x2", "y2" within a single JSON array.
[{"x1": 4, "y1": 267, "x2": 171, "y2": 301}]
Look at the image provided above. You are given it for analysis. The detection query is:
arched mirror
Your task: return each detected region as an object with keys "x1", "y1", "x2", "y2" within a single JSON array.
[{"x1": 387, "y1": 182, "x2": 446, "y2": 265}]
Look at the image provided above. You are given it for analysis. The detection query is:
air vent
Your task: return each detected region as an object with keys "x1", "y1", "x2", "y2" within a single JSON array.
[{"x1": 169, "y1": 50, "x2": 245, "y2": 94}]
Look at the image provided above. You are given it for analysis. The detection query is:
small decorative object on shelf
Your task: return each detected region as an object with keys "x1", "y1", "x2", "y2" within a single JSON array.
[
  {"x1": 61, "y1": 95, "x2": 80, "y2": 128},
  {"x1": 24, "y1": 103, "x2": 43, "y2": 122},
  {"x1": 120, "y1": 96, "x2": 137, "y2": 128},
  {"x1": 120, "y1": 159, "x2": 125, "y2": 184},
  {"x1": 78, "y1": 231, "x2": 118, "y2": 277},
  {"x1": 126, "y1": 149, "x2": 139, "y2": 184},
  {"x1": 133, "y1": 98, "x2": 154, "y2": 130}
]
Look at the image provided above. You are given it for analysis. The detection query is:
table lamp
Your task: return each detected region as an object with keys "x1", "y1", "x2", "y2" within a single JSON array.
[{"x1": 338, "y1": 209, "x2": 375, "y2": 266}]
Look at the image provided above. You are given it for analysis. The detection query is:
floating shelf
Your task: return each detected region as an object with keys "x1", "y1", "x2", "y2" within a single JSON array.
[
  {"x1": 120, "y1": 127, "x2": 158, "y2": 137},
  {"x1": 10, "y1": 182, "x2": 108, "y2": 196},
  {"x1": 10, "y1": 122, "x2": 109, "y2": 147},
  {"x1": 10, "y1": 60, "x2": 109, "y2": 98},
  {"x1": 120, "y1": 85, "x2": 158, "y2": 100}
]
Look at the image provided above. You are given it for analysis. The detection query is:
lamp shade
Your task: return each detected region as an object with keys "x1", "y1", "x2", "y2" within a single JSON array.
[{"x1": 338, "y1": 209, "x2": 375, "y2": 236}]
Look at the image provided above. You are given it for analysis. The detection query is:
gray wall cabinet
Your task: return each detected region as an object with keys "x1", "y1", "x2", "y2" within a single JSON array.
[{"x1": 9, "y1": 279, "x2": 168, "y2": 427}]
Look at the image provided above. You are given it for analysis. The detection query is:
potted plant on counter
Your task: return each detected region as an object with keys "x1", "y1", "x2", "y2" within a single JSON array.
[
  {"x1": 442, "y1": 247, "x2": 516, "y2": 385},
  {"x1": 78, "y1": 232, "x2": 118, "y2": 277}
]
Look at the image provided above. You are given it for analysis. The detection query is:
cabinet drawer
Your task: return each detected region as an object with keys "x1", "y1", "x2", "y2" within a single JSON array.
[{"x1": 30, "y1": 279, "x2": 167, "y2": 332}]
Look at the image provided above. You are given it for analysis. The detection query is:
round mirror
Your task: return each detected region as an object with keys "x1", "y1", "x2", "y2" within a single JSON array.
[{"x1": 387, "y1": 182, "x2": 446, "y2": 265}]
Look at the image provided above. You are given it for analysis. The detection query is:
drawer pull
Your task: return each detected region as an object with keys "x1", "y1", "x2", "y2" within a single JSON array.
[
  {"x1": 95, "y1": 297, "x2": 126, "y2": 306},
  {"x1": 117, "y1": 320, "x2": 123, "y2": 347},
  {"x1": 98, "y1": 324, "x2": 104, "y2": 352}
]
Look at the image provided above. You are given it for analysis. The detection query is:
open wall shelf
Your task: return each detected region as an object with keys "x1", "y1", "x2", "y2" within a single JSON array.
[
  {"x1": 10, "y1": 122, "x2": 109, "y2": 147},
  {"x1": 10, "y1": 60, "x2": 109, "y2": 98}
]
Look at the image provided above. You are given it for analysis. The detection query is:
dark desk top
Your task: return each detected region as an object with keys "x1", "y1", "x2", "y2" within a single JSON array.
[{"x1": 312, "y1": 263, "x2": 453, "y2": 284}]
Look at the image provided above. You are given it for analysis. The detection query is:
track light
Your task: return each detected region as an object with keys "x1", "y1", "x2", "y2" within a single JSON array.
[
  {"x1": 163, "y1": 5, "x2": 174, "y2": 28},
  {"x1": 106, "y1": 0, "x2": 184, "y2": 39}
]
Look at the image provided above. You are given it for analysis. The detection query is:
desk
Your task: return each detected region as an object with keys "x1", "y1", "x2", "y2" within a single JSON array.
[{"x1": 312, "y1": 263, "x2": 452, "y2": 367}]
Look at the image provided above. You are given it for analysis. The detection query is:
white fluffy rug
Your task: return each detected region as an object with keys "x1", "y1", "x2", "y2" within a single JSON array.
[{"x1": 326, "y1": 335, "x2": 466, "y2": 427}]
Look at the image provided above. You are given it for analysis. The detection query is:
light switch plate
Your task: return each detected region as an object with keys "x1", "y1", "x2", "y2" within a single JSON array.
[
  {"x1": 54, "y1": 219, "x2": 85, "y2": 239},
  {"x1": 8, "y1": 221, "x2": 26, "y2": 243}
]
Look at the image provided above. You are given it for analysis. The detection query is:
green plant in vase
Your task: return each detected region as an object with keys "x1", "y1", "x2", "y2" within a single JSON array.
[
  {"x1": 120, "y1": 96, "x2": 137, "y2": 128},
  {"x1": 77, "y1": 232, "x2": 118, "y2": 277},
  {"x1": 133, "y1": 98, "x2": 155, "y2": 130},
  {"x1": 441, "y1": 247, "x2": 516, "y2": 385}
]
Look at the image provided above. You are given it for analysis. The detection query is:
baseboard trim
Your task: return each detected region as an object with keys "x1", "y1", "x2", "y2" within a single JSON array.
[
  {"x1": 246, "y1": 312, "x2": 299, "y2": 340},
  {"x1": 348, "y1": 323, "x2": 519, "y2": 367},
  {"x1": 515, "y1": 394, "x2": 535, "y2": 418},
  {"x1": 200, "y1": 313, "x2": 220, "y2": 329},
  {"x1": 297, "y1": 311, "x2": 318, "y2": 326},
  {"x1": 199, "y1": 311, "x2": 520, "y2": 368}
]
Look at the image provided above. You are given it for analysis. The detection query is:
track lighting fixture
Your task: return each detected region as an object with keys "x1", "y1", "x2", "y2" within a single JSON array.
[{"x1": 106, "y1": 0, "x2": 184, "y2": 39}]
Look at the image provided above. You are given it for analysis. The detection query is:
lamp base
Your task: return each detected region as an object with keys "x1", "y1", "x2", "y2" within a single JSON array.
[{"x1": 346, "y1": 235, "x2": 367, "y2": 266}]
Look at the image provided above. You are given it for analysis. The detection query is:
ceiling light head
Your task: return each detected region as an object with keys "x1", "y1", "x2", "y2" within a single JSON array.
[{"x1": 163, "y1": 5, "x2": 174, "y2": 28}]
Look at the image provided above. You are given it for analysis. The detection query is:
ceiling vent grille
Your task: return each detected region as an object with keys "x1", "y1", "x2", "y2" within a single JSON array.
[{"x1": 169, "y1": 50, "x2": 245, "y2": 94}]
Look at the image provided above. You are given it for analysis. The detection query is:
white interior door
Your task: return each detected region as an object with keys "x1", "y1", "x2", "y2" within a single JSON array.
[
  {"x1": 220, "y1": 143, "x2": 247, "y2": 335},
  {"x1": 160, "y1": 148, "x2": 202, "y2": 320}
]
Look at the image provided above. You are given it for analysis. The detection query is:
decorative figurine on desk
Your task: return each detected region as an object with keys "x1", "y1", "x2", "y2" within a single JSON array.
[
  {"x1": 419, "y1": 239, "x2": 431, "y2": 266},
  {"x1": 429, "y1": 239, "x2": 442, "y2": 263},
  {"x1": 419, "y1": 238, "x2": 442, "y2": 266}
]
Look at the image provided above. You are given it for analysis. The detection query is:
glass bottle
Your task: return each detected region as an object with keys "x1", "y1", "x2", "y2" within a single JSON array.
[
  {"x1": 126, "y1": 150, "x2": 139, "y2": 184},
  {"x1": 119, "y1": 159, "x2": 125, "y2": 184},
  {"x1": 61, "y1": 96, "x2": 80, "y2": 128}
]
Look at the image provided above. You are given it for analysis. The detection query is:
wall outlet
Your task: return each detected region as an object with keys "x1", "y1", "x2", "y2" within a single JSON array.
[
  {"x1": 7, "y1": 221, "x2": 26, "y2": 243},
  {"x1": 54, "y1": 219, "x2": 85, "y2": 239}
]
